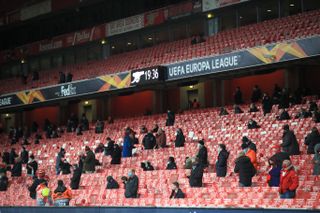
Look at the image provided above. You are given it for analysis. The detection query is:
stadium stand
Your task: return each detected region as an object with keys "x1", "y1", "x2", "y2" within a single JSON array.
[
  {"x1": 0, "y1": 9, "x2": 319, "y2": 95},
  {"x1": 0, "y1": 97, "x2": 319, "y2": 208}
]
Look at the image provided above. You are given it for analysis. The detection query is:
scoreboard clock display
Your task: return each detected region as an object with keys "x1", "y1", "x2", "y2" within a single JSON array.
[{"x1": 130, "y1": 66, "x2": 166, "y2": 86}]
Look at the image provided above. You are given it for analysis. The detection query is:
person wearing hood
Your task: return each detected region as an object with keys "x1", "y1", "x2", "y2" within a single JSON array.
[
  {"x1": 279, "y1": 160, "x2": 299, "y2": 199},
  {"x1": 52, "y1": 180, "x2": 72, "y2": 206},
  {"x1": 241, "y1": 136, "x2": 257, "y2": 152},
  {"x1": 166, "y1": 157, "x2": 177, "y2": 170},
  {"x1": 106, "y1": 176, "x2": 119, "y2": 189},
  {"x1": 313, "y1": 144, "x2": 320, "y2": 175},
  {"x1": 27, "y1": 155, "x2": 38, "y2": 177},
  {"x1": 234, "y1": 152, "x2": 256, "y2": 187},
  {"x1": 174, "y1": 128, "x2": 185, "y2": 148},
  {"x1": 196, "y1": 140, "x2": 208, "y2": 167},
  {"x1": 70, "y1": 164, "x2": 82, "y2": 190},
  {"x1": 304, "y1": 127, "x2": 320, "y2": 154},
  {"x1": 281, "y1": 124, "x2": 300, "y2": 155},
  {"x1": 216, "y1": 144, "x2": 229, "y2": 177}
]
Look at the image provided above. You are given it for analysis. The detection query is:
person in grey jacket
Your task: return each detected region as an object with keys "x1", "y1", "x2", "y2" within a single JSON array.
[
  {"x1": 313, "y1": 144, "x2": 320, "y2": 175},
  {"x1": 124, "y1": 169, "x2": 139, "y2": 198}
]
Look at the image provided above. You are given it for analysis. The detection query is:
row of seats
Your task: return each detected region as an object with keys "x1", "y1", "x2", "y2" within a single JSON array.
[
  {"x1": 0, "y1": 97, "x2": 319, "y2": 208},
  {"x1": 0, "y1": 9, "x2": 319, "y2": 94}
]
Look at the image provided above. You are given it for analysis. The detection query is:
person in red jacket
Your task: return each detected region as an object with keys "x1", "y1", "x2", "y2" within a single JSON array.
[{"x1": 279, "y1": 160, "x2": 299, "y2": 199}]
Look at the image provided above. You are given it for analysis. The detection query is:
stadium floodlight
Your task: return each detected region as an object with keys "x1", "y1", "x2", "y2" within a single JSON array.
[
  {"x1": 101, "y1": 39, "x2": 106, "y2": 45},
  {"x1": 84, "y1": 101, "x2": 89, "y2": 105},
  {"x1": 207, "y1": 13, "x2": 213, "y2": 19},
  {"x1": 111, "y1": 46, "x2": 115, "y2": 49},
  {"x1": 127, "y1": 42, "x2": 132, "y2": 45},
  {"x1": 267, "y1": 9, "x2": 272, "y2": 12},
  {"x1": 290, "y1": 4, "x2": 295, "y2": 7},
  {"x1": 21, "y1": 59, "x2": 25, "y2": 64},
  {"x1": 189, "y1": 85, "x2": 194, "y2": 89}
]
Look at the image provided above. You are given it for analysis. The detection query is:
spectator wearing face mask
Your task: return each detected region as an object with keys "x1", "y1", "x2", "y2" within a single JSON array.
[
  {"x1": 216, "y1": 144, "x2": 229, "y2": 177},
  {"x1": 279, "y1": 160, "x2": 299, "y2": 199},
  {"x1": 124, "y1": 169, "x2": 139, "y2": 198},
  {"x1": 169, "y1": 182, "x2": 185, "y2": 199},
  {"x1": 166, "y1": 157, "x2": 177, "y2": 170}
]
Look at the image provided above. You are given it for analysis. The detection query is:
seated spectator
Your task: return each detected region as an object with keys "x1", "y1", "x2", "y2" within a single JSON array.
[
  {"x1": 140, "y1": 125, "x2": 148, "y2": 134},
  {"x1": 59, "y1": 72, "x2": 66, "y2": 84},
  {"x1": 277, "y1": 109, "x2": 290, "y2": 121},
  {"x1": 191, "y1": 99, "x2": 200, "y2": 109},
  {"x1": 196, "y1": 140, "x2": 208, "y2": 167},
  {"x1": 242, "y1": 143, "x2": 258, "y2": 170},
  {"x1": 234, "y1": 105, "x2": 243, "y2": 114},
  {"x1": 52, "y1": 180, "x2": 72, "y2": 206},
  {"x1": 76, "y1": 126, "x2": 83, "y2": 136},
  {"x1": 234, "y1": 152, "x2": 256, "y2": 187},
  {"x1": 262, "y1": 93, "x2": 272, "y2": 115},
  {"x1": 185, "y1": 157, "x2": 192, "y2": 169},
  {"x1": 241, "y1": 136, "x2": 257, "y2": 152},
  {"x1": 95, "y1": 143, "x2": 105, "y2": 154},
  {"x1": 60, "y1": 159, "x2": 71, "y2": 175},
  {"x1": 141, "y1": 161, "x2": 154, "y2": 171},
  {"x1": 11, "y1": 157, "x2": 22, "y2": 177},
  {"x1": 124, "y1": 169, "x2": 139, "y2": 198},
  {"x1": 155, "y1": 128, "x2": 166, "y2": 148},
  {"x1": 309, "y1": 101, "x2": 318, "y2": 112},
  {"x1": 20, "y1": 146, "x2": 29, "y2": 164},
  {"x1": 170, "y1": 182, "x2": 185, "y2": 199},
  {"x1": 248, "y1": 119, "x2": 260, "y2": 129},
  {"x1": 9, "y1": 148, "x2": 18, "y2": 165},
  {"x1": 70, "y1": 164, "x2": 82, "y2": 190},
  {"x1": 166, "y1": 110, "x2": 175, "y2": 126},
  {"x1": 122, "y1": 131, "x2": 133, "y2": 158},
  {"x1": 66, "y1": 72, "x2": 73, "y2": 83},
  {"x1": 313, "y1": 110, "x2": 320, "y2": 123},
  {"x1": 304, "y1": 127, "x2": 320, "y2": 154},
  {"x1": 219, "y1": 107, "x2": 229, "y2": 116},
  {"x1": 152, "y1": 124, "x2": 159, "y2": 133},
  {"x1": 0, "y1": 172, "x2": 9, "y2": 191},
  {"x1": 27, "y1": 155, "x2": 38, "y2": 177},
  {"x1": 267, "y1": 159, "x2": 281, "y2": 187},
  {"x1": 166, "y1": 157, "x2": 177, "y2": 170},
  {"x1": 269, "y1": 145, "x2": 290, "y2": 168},
  {"x1": 295, "y1": 108, "x2": 312, "y2": 119},
  {"x1": 111, "y1": 144, "x2": 122, "y2": 165},
  {"x1": 174, "y1": 128, "x2": 185, "y2": 148},
  {"x1": 106, "y1": 176, "x2": 119, "y2": 189},
  {"x1": 107, "y1": 116, "x2": 114, "y2": 124},
  {"x1": 83, "y1": 146, "x2": 96, "y2": 173},
  {"x1": 104, "y1": 138, "x2": 114, "y2": 156},
  {"x1": 279, "y1": 160, "x2": 299, "y2": 199},
  {"x1": 188, "y1": 157, "x2": 204, "y2": 187},
  {"x1": 251, "y1": 85, "x2": 262, "y2": 103},
  {"x1": 142, "y1": 131, "x2": 156, "y2": 150},
  {"x1": 313, "y1": 144, "x2": 320, "y2": 175},
  {"x1": 2, "y1": 150, "x2": 10, "y2": 165},
  {"x1": 248, "y1": 103, "x2": 259, "y2": 113},
  {"x1": 281, "y1": 124, "x2": 300, "y2": 156},
  {"x1": 216, "y1": 144, "x2": 229, "y2": 177}
]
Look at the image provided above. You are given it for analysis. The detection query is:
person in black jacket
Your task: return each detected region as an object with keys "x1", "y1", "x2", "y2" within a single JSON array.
[
  {"x1": 9, "y1": 148, "x2": 18, "y2": 165},
  {"x1": 166, "y1": 157, "x2": 177, "y2": 170},
  {"x1": 0, "y1": 173, "x2": 9, "y2": 191},
  {"x1": 104, "y1": 138, "x2": 114, "y2": 156},
  {"x1": 216, "y1": 144, "x2": 229, "y2": 177},
  {"x1": 234, "y1": 105, "x2": 244, "y2": 114},
  {"x1": 248, "y1": 103, "x2": 259, "y2": 113},
  {"x1": 59, "y1": 71, "x2": 66, "y2": 84},
  {"x1": 234, "y1": 152, "x2": 256, "y2": 187},
  {"x1": 2, "y1": 150, "x2": 10, "y2": 165},
  {"x1": 141, "y1": 161, "x2": 154, "y2": 171},
  {"x1": 304, "y1": 127, "x2": 320, "y2": 154},
  {"x1": 242, "y1": 136, "x2": 257, "y2": 152},
  {"x1": 196, "y1": 140, "x2": 208, "y2": 167},
  {"x1": 166, "y1": 110, "x2": 175, "y2": 126},
  {"x1": 174, "y1": 128, "x2": 185, "y2": 148},
  {"x1": 20, "y1": 146, "x2": 29, "y2": 164},
  {"x1": 66, "y1": 72, "x2": 73, "y2": 82},
  {"x1": 27, "y1": 155, "x2": 38, "y2": 177},
  {"x1": 251, "y1": 85, "x2": 262, "y2": 103},
  {"x1": 188, "y1": 158, "x2": 204, "y2": 187},
  {"x1": 111, "y1": 144, "x2": 122, "y2": 165},
  {"x1": 70, "y1": 164, "x2": 82, "y2": 190},
  {"x1": 262, "y1": 93, "x2": 272, "y2": 116},
  {"x1": 248, "y1": 119, "x2": 260, "y2": 129},
  {"x1": 234, "y1": 87, "x2": 243, "y2": 105},
  {"x1": 313, "y1": 110, "x2": 320, "y2": 123},
  {"x1": 11, "y1": 157, "x2": 22, "y2": 177},
  {"x1": 269, "y1": 146, "x2": 290, "y2": 168},
  {"x1": 28, "y1": 169, "x2": 47, "y2": 199},
  {"x1": 219, "y1": 107, "x2": 229, "y2": 116},
  {"x1": 106, "y1": 176, "x2": 119, "y2": 189},
  {"x1": 277, "y1": 109, "x2": 290, "y2": 121},
  {"x1": 60, "y1": 159, "x2": 71, "y2": 175},
  {"x1": 295, "y1": 108, "x2": 312, "y2": 119},
  {"x1": 142, "y1": 131, "x2": 156, "y2": 150},
  {"x1": 169, "y1": 182, "x2": 185, "y2": 199},
  {"x1": 281, "y1": 124, "x2": 300, "y2": 156},
  {"x1": 279, "y1": 88, "x2": 290, "y2": 109},
  {"x1": 124, "y1": 169, "x2": 139, "y2": 198}
]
